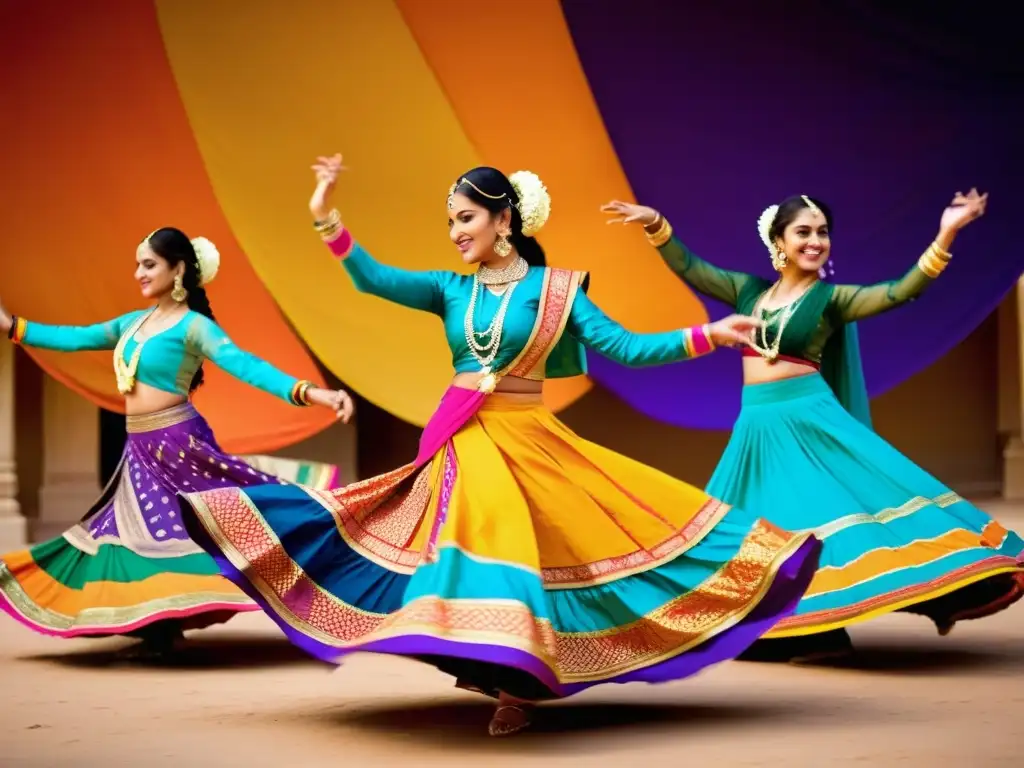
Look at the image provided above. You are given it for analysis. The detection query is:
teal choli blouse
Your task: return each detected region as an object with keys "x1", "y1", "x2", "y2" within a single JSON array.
[
  {"x1": 19, "y1": 309, "x2": 306, "y2": 403},
  {"x1": 340, "y1": 244, "x2": 699, "y2": 373}
]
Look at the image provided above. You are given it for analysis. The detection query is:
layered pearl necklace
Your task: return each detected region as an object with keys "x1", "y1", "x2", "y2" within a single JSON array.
[
  {"x1": 463, "y1": 256, "x2": 528, "y2": 391},
  {"x1": 747, "y1": 282, "x2": 807, "y2": 363}
]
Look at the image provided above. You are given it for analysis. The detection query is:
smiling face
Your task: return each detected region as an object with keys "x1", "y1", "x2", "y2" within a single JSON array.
[
  {"x1": 447, "y1": 191, "x2": 512, "y2": 265},
  {"x1": 134, "y1": 241, "x2": 180, "y2": 300},
  {"x1": 776, "y1": 207, "x2": 830, "y2": 273}
]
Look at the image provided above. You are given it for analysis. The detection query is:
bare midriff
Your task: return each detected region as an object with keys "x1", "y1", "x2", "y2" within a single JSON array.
[
  {"x1": 123, "y1": 383, "x2": 190, "y2": 416},
  {"x1": 450, "y1": 372, "x2": 543, "y2": 394},
  {"x1": 742, "y1": 356, "x2": 819, "y2": 386}
]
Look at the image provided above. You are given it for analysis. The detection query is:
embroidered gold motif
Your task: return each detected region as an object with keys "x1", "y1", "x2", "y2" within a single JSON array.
[{"x1": 194, "y1": 491, "x2": 813, "y2": 683}]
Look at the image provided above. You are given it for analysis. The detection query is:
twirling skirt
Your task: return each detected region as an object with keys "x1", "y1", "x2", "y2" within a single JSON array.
[
  {"x1": 706, "y1": 373, "x2": 1024, "y2": 638},
  {"x1": 180, "y1": 388, "x2": 820, "y2": 700},
  {"x1": 0, "y1": 402, "x2": 337, "y2": 638}
]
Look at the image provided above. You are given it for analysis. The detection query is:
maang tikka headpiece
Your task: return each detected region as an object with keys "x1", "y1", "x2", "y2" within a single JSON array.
[
  {"x1": 756, "y1": 194, "x2": 834, "y2": 278},
  {"x1": 447, "y1": 171, "x2": 552, "y2": 238}
]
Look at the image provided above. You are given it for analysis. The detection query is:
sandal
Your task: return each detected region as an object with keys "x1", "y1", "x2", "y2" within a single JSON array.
[{"x1": 488, "y1": 704, "x2": 534, "y2": 737}]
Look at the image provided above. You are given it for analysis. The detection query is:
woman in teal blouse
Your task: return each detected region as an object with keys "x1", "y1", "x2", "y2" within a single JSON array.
[
  {"x1": 603, "y1": 191, "x2": 1024, "y2": 662},
  {"x1": 0, "y1": 227, "x2": 352, "y2": 658},
  {"x1": 175, "y1": 154, "x2": 823, "y2": 737}
]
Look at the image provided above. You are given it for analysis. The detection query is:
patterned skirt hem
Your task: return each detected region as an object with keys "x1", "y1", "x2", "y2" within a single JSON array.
[
  {"x1": 766, "y1": 558, "x2": 1024, "y2": 638},
  {"x1": 0, "y1": 562, "x2": 256, "y2": 638},
  {"x1": 186, "y1": 502, "x2": 821, "y2": 699}
]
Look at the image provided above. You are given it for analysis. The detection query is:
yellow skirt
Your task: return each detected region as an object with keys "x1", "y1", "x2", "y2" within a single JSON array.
[{"x1": 182, "y1": 390, "x2": 820, "y2": 699}]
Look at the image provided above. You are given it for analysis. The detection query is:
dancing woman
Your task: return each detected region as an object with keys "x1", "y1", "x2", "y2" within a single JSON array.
[
  {"x1": 602, "y1": 191, "x2": 1024, "y2": 662},
  {"x1": 0, "y1": 228, "x2": 353, "y2": 657},
  {"x1": 177, "y1": 154, "x2": 822, "y2": 736}
]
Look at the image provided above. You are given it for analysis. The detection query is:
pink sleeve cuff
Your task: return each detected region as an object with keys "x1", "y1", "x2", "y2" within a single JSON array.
[
  {"x1": 681, "y1": 324, "x2": 715, "y2": 358},
  {"x1": 324, "y1": 228, "x2": 354, "y2": 260}
]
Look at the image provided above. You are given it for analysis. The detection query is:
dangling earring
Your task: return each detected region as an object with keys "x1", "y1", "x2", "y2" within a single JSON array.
[
  {"x1": 493, "y1": 233, "x2": 512, "y2": 258},
  {"x1": 171, "y1": 274, "x2": 188, "y2": 303},
  {"x1": 772, "y1": 248, "x2": 788, "y2": 272}
]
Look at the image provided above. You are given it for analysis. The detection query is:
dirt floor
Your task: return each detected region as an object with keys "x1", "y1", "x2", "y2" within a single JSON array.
[{"x1": 3, "y1": 503, "x2": 1023, "y2": 767}]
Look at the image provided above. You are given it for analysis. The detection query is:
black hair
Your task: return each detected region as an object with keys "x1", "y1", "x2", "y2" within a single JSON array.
[
  {"x1": 145, "y1": 227, "x2": 216, "y2": 392},
  {"x1": 450, "y1": 167, "x2": 547, "y2": 268},
  {"x1": 768, "y1": 195, "x2": 834, "y2": 244}
]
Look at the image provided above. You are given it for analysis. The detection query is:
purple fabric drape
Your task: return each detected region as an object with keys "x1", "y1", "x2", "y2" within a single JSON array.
[{"x1": 562, "y1": 0, "x2": 1024, "y2": 428}]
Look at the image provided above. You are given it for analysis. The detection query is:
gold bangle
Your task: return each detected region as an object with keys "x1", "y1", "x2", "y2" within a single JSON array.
[
  {"x1": 318, "y1": 222, "x2": 342, "y2": 240},
  {"x1": 313, "y1": 209, "x2": 342, "y2": 234},
  {"x1": 701, "y1": 323, "x2": 716, "y2": 351},
  {"x1": 291, "y1": 380, "x2": 314, "y2": 406},
  {"x1": 917, "y1": 244, "x2": 949, "y2": 278},
  {"x1": 931, "y1": 240, "x2": 952, "y2": 260},
  {"x1": 645, "y1": 217, "x2": 673, "y2": 248}
]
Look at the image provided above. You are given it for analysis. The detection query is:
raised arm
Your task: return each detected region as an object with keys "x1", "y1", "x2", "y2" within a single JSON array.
[
  {"x1": 309, "y1": 154, "x2": 451, "y2": 315},
  {"x1": 832, "y1": 189, "x2": 988, "y2": 323},
  {"x1": 5, "y1": 309, "x2": 140, "y2": 352},
  {"x1": 188, "y1": 315, "x2": 352, "y2": 420},
  {"x1": 601, "y1": 201, "x2": 751, "y2": 307},
  {"x1": 566, "y1": 289, "x2": 758, "y2": 368}
]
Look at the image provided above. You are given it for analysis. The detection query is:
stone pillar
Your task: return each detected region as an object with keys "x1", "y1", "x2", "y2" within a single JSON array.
[
  {"x1": 35, "y1": 377, "x2": 100, "y2": 541},
  {"x1": 1001, "y1": 277, "x2": 1024, "y2": 500},
  {"x1": 0, "y1": 342, "x2": 27, "y2": 549}
]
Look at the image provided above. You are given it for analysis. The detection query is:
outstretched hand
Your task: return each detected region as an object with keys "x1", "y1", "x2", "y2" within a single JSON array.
[
  {"x1": 707, "y1": 314, "x2": 762, "y2": 348},
  {"x1": 600, "y1": 200, "x2": 659, "y2": 227},
  {"x1": 306, "y1": 387, "x2": 355, "y2": 423},
  {"x1": 0, "y1": 298, "x2": 11, "y2": 335},
  {"x1": 309, "y1": 154, "x2": 346, "y2": 220},
  {"x1": 939, "y1": 188, "x2": 988, "y2": 234}
]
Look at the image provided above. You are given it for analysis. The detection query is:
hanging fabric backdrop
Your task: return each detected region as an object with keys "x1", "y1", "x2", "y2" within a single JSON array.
[{"x1": 3, "y1": 0, "x2": 1020, "y2": 432}]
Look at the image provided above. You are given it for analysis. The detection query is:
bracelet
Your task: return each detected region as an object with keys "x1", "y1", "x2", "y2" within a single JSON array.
[
  {"x1": 313, "y1": 209, "x2": 343, "y2": 239},
  {"x1": 701, "y1": 323, "x2": 717, "y2": 351},
  {"x1": 7, "y1": 316, "x2": 26, "y2": 345},
  {"x1": 644, "y1": 216, "x2": 673, "y2": 248},
  {"x1": 682, "y1": 324, "x2": 716, "y2": 358},
  {"x1": 917, "y1": 241, "x2": 952, "y2": 278},
  {"x1": 290, "y1": 380, "x2": 315, "y2": 406}
]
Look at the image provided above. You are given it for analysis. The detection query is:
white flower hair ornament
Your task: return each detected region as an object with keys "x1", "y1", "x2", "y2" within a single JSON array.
[
  {"x1": 190, "y1": 237, "x2": 221, "y2": 286},
  {"x1": 756, "y1": 204, "x2": 780, "y2": 256},
  {"x1": 508, "y1": 170, "x2": 551, "y2": 238}
]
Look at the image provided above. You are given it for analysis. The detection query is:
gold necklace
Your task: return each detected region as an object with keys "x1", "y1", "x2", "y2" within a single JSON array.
[
  {"x1": 747, "y1": 284, "x2": 804, "y2": 363},
  {"x1": 113, "y1": 311, "x2": 154, "y2": 394},
  {"x1": 476, "y1": 256, "x2": 528, "y2": 286},
  {"x1": 112, "y1": 307, "x2": 182, "y2": 394}
]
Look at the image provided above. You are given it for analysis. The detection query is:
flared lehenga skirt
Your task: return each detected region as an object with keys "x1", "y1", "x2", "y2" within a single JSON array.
[
  {"x1": 705, "y1": 373, "x2": 1024, "y2": 638},
  {"x1": 0, "y1": 402, "x2": 336, "y2": 638},
  {"x1": 181, "y1": 388, "x2": 820, "y2": 700}
]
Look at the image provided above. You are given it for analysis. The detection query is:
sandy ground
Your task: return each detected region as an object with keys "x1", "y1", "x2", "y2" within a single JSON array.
[{"x1": 2, "y1": 503, "x2": 1023, "y2": 767}]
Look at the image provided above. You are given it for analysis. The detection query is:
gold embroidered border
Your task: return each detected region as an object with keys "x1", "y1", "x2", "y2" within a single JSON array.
[
  {"x1": 794, "y1": 492, "x2": 962, "y2": 541},
  {"x1": 191, "y1": 489, "x2": 813, "y2": 683},
  {"x1": 0, "y1": 562, "x2": 253, "y2": 632},
  {"x1": 768, "y1": 555, "x2": 1023, "y2": 637},
  {"x1": 541, "y1": 499, "x2": 731, "y2": 588},
  {"x1": 502, "y1": 268, "x2": 581, "y2": 381},
  {"x1": 125, "y1": 402, "x2": 200, "y2": 433}
]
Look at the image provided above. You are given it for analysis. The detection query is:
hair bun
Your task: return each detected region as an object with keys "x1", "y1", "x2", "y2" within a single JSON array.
[
  {"x1": 191, "y1": 237, "x2": 221, "y2": 285},
  {"x1": 509, "y1": 170, "x2": 551, "y2": 238}
]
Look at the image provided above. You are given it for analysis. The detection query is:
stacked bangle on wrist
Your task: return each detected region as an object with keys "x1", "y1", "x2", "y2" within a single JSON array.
[
  {"x1": 917, "y1": 240, "x2": 952, "y2": 278},
  {"x1": 313, "y1": 209, "x2": 343, "y2": 240},
  {"x1": 644, "y1": 214, "x2": 673, "y2": 248},
  {"x1": 290, "y1": 380, "x2": 315, "y2": 406},
  {"x1": 7, "y1": 316, "x2": 25, "y2": 344}
]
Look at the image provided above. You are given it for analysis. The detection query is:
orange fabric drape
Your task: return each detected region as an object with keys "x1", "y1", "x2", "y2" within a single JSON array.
[{"x1": 0, "y1": 1, "x2": 333, "y2": 453}]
